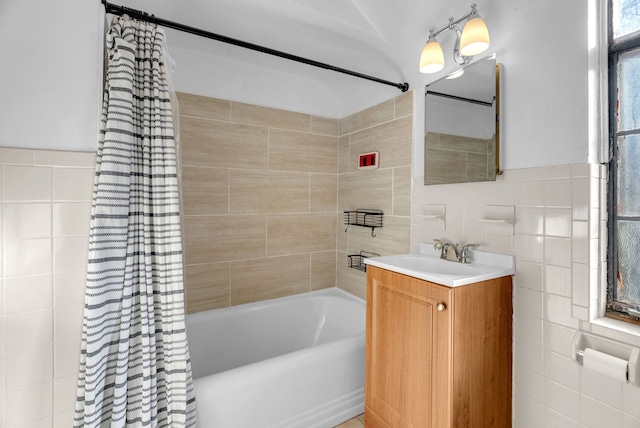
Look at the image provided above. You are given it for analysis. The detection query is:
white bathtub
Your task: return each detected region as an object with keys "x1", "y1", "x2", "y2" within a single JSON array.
[{"x1": 186, "y1": 287, "x2": 365, "y2": 428}]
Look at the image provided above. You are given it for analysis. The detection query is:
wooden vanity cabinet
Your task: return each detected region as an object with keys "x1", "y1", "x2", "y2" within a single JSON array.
[{"x1": 365, "y1": 266, "x2": 512, "y2": 428}]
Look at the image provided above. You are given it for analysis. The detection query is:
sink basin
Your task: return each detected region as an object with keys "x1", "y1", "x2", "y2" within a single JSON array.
[{"x1": 364, "y1": 244, "x2": 514, "y2": 287}]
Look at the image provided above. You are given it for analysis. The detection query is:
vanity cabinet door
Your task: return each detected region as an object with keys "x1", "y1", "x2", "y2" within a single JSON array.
[
  {"x1": 365, "y1": 266, "x2": 453, "y2": 428},
  {"x1": 365, "y1": 266, "x2": 513, "y2": 428}
]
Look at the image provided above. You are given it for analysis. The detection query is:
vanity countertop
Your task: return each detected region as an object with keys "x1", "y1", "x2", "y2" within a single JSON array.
[{"x1": 364, "y1": 244, "x2": 515, "y2": 287}]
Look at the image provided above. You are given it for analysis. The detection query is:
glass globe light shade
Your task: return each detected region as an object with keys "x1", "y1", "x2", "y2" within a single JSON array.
[
  {"x1": 460, "y1": 16, "x2": 490, "y2": 57},
  {"x1": 419, "y1": 39, "x2": 445, "y2": 74}
]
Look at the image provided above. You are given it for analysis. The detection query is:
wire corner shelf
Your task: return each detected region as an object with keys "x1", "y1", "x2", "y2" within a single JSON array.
[
  {"x1": 347, "y1": 251, "x2": 380, "y2": 272},
  {"x1": 343, "y1": 209, "x2": 384, "y2": 237}
]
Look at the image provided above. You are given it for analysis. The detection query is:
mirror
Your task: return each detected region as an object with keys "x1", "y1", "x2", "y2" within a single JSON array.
[{"x1": 424, "y1": 54, "x2": 500, "y2": 185}]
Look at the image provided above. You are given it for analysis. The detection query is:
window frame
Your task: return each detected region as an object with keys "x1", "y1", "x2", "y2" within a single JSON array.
[{"x1": 606, "y1": 0, "x2": 640, "y2": 324}]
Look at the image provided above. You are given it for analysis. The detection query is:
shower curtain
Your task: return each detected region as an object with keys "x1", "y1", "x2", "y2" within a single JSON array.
[{"x1": 74, "y1": 14, "x2": 196, "y2": 427}]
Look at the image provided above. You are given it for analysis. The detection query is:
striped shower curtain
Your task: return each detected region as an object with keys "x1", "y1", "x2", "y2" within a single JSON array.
[{"x1": 74, "y1": 15, "x2": 196, "y2": 427}]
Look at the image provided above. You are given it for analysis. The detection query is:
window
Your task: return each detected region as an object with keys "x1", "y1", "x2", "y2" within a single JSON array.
[{"x1": 607, "y1": 0, "x2": 640, "y2": 323}]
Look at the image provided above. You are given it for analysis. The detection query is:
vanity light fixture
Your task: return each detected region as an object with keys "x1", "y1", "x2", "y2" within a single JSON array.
[{"x1": 419, "y1": 3, "x2": 490, "y2": 74}]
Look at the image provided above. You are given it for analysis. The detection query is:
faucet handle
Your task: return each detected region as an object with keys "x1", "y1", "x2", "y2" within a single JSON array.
[
  {"x1": 459, "y1": 243, "x2": 479, "y2": 263},
  {"x1": 433, "y1": 239, "x2": 444, "y2": 250}
]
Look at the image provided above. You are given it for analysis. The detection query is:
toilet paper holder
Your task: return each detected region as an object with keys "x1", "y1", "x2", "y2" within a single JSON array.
[{"x1": 572, "y1": 331, "x2": 640, "y2": 387}]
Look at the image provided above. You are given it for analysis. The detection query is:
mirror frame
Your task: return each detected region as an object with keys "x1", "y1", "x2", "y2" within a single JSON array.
[{"x1": 495, "y1": 62, "x2": 501, "y2": 175}]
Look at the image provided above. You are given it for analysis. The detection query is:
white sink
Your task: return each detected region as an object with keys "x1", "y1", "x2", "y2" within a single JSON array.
[{"x1": 364, "y1": 243, "x2": 514, "y2": 287}]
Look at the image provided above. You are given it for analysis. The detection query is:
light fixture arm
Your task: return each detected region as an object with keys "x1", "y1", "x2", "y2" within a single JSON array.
[
  {"x1": 452, "y1": 26, "x2": 473, "y2": 65},
  {"x1": 427, "y1": 4, "x2": 479, "y2": 40}
]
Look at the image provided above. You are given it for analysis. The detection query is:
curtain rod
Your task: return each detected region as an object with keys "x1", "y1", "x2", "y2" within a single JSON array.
[
  {"x1": 102, "y1": 0, "x2": 409, "y2": 92},
  {"x1": 426, "y1": 90, "x2": 494, "y2": 107}
]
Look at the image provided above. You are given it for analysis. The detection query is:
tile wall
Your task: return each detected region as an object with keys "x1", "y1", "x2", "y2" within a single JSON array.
[
  {"x1": 336, "y1": 91, "x2": 413, "y2": 299},
  {"x1": 0, "y1": 148, "x2": 94, "y2": 427},
  {"x1": 412, "y1": 164, "x2": 640, "y2": 427},
  {"x1": 337, "y1": 91, "x2": 413, "y2": 298},
  {"x1": 178, "y1": 92, "x2": 341, "y2": 313}
]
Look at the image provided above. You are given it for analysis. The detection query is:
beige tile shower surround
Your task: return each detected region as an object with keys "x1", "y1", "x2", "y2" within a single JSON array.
[
  {"x1": 179, "y1": 91, "x2": 414, "y2": 312},
  {"x1": 337, "y1": 94, "x2": 413, "y2": 299}
]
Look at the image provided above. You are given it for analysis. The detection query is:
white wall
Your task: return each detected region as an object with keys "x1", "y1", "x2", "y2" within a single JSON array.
[
  {"x1": 0, "y1": 0, "x2": 103, "y2": 153},
  {"x1": 494, "y1": 0, "x2": 589, "y2": 169}
]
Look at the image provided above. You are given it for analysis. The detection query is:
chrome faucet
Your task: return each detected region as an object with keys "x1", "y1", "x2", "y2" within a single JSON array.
[
  {"x1": 459, "y1": 243, "x2": 479, "y2": 263},
  {"x1": 433, "y1": 239, "x2": 479, "y2": 263}
]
